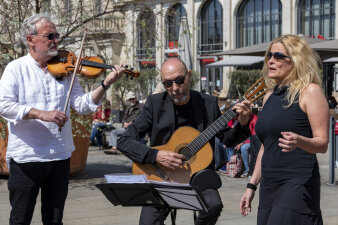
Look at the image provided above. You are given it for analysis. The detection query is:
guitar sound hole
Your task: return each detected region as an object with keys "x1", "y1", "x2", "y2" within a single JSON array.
[{"x1": 178, "y1": 146, "x2": 191, "y2": 160}]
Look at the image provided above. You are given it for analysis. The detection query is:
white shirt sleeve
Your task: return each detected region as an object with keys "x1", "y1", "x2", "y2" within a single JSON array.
[
  {"x1": 0, "y1": 63, "x2": 33, "y2": 124},
  {"x1": 69, "y1": 77, "x2": 100, "y2": 114}
]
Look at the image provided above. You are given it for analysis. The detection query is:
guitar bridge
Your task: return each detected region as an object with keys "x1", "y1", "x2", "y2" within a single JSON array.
[{"x1": 153, "y1": 164, "x2": 170, "y2": 181}]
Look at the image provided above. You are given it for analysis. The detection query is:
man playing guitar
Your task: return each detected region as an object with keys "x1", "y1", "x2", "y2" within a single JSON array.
[{"x1": 118, "y1": 57, "x2": 251, "y2": 225}]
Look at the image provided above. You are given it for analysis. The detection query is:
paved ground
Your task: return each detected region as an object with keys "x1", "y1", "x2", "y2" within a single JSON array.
[{"x1": 0, "y1": 146, "x2": 337, "y2": 225}]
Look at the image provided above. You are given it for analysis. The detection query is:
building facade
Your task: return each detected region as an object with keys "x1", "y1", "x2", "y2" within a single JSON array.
[
  {"x1": 121, "y1": 0, "x2": 337, "y2": 96},
  {"x1": 1, "y1": 0, "x2": 336, "y2": 98}
]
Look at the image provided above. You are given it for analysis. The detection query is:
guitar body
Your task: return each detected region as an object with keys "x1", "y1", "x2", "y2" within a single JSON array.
[{"x1": 132, "y1": 126, "x2": 213, "y2": 183}]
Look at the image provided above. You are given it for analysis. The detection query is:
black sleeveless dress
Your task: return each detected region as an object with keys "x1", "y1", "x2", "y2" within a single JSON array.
[{"x1": 255, "y1": 86, "x2": 323, "y2": 225}]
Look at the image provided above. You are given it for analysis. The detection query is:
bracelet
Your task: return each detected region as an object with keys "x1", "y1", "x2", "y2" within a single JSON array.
[
  {"x1": 101, "y1": 80, "x2": 110, "y2": 91},
  {"x1": 247, "y1": 183, "x2": 257, "y2": 191}
]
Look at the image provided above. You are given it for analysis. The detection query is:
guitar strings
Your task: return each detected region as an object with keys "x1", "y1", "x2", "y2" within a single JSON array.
[{"x1": 179, "y1": 108, "x2": 237, "y2": 160}]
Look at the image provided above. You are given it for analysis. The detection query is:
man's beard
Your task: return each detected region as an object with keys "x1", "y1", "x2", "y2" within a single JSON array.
[
  {"x1": 48, "y1": 49, "x2": 58, "y2": 57},
  {"x1": 170, "y1": 89, "x2": 188, "y2": 105},
  {"x1": 172, "y1": 95, "x2": 187, "y2": 104},
  {"x1": 47, "y1": 45, "x2": 58, "y2": 57}
]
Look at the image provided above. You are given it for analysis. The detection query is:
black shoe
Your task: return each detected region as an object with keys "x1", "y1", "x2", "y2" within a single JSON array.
[
  {"x1": 104, "y1": 149, "x2": 118, "y2": 155},
  {"x1": 104, "y1": 147, "x2": 118, "y2": 155},
  {"x1": 99, "y1": 146, "x2": 104, "y2": 150}
]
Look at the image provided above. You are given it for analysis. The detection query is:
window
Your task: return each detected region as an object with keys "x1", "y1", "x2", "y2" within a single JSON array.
[
  {"x1": 65, "y1": 0, "x2": 72, "y2": 13},
  {"x1": 166, "y1": 3, "x2": 187, "y2": 48},
  {"x1": 95, "y1": 0, "x2": 102, "y2": 14},
  {"x1": 41, "y1": 0, "x2": 51, "y2": 13},
  {"x1": 198, "y1": 0, "x2": 223, "y2": 55},
  {"x1": 237, "y1": 0, "x2": 282, "y2": 47},
  {"x1": 298, "y1": 0, "x2": 335, "y2": 39},
  {"x1": 136, "y1": 9, "x2": 156, "y2": 59}
]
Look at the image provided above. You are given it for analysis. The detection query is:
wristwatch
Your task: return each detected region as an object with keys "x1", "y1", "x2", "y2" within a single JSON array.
[
  {"x1": 247, "y1": 183, "x2": 257, "y2": 191},
  {"x1": 101, "y1": 80, "x2": 110, "y2": 90}
]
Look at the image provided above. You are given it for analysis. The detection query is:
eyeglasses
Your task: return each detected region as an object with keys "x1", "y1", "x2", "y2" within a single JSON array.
[
  {"x1": 128, "y1": 98, "x2": 136, "y2": 101},
  {"x1": 267, "y1": 52, "x2": 291, "y2": 62},
  {"x1": 161, "y1": 75, "x2": 186, "y2": 88},
  {"x1": 31, "y1": 32, "x2": 60, "y2": 41}
]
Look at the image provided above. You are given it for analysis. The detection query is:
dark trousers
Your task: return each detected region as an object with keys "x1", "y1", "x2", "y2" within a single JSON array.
[
  {"x1": 8, "y1": 158, "x2": 70, "y2": 225},
  {"x1": 139, "y1": 188, "x2": 223, "y2": 225},
  {"x1": 90, "y1": 122, "x2": 107, "y2": 147}
]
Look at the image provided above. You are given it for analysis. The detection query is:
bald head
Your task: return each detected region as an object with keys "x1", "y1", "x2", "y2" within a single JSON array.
[{"x1": 161, "y1": 58, "x2": 187, "y2": 77}]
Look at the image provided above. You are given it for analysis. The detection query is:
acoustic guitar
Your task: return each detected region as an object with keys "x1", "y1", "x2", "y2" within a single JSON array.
[{"x1": 132, "y1": 77, "x2": 267, "y2": 183}]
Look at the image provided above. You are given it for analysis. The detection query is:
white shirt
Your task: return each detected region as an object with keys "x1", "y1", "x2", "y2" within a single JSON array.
[{"x1": 0, "y1": 54, "x2": 99, "y2": 164}]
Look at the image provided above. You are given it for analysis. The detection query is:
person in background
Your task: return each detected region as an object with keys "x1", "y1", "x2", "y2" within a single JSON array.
[
  {"x1": 218, "y1": 117, "x2": 238, "y2": 174},
  {"x1": 212, "y1": 89, "x2": 219, "y2": 99},
  {"x1": 328, "y1": 95, "x2": 337, "y2": 109},
  {"x1": 0, "y1": 14, "x2": 124, "y2": 225},
  {"x1": 240, "y1": 34, "x2": 328, "y2": 225},
  {"x1": 118, "y1": 57, "x2": 251, "y2": 225},
  {"x1": 104, "y1": 91, "x2": 143, "y2": 154},
  {"x1": 90, "y1": 100, "x2": 111, "y2": 150},
  {"x1": 234, "y1": 109, "x2": 258, "y2": 177}
]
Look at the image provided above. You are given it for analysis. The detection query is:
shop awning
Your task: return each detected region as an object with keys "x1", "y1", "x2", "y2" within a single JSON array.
[
  {"x1": 323, "y1": 57, "x2": 338, "y2": 63},
  {"x1": 206, "y1": 56, "x2": 264, "y2": 67},
  {"x1": 211, "y1": 35, "x2": 326, "y2": 57}
]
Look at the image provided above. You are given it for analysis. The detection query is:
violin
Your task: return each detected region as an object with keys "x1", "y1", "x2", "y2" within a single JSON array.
[{"x1": 47, "y1": 50, "x2": 140, "y2": 79}]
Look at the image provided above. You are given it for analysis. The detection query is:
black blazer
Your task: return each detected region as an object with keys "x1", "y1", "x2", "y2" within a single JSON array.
[{"x1": 118, "y1": 90, "x2": 250, "y2": 168}]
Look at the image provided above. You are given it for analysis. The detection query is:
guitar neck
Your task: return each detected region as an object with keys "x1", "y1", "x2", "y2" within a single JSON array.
[
  {"x1": 184, "y1": 98, "x2": 244, "y2": 160},
  {"x1": 81, "y1": 59, "x2": 115, "y2": 70}
]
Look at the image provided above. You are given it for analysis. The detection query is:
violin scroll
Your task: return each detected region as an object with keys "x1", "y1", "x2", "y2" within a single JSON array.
[{"x1": 124, "y1": 65, "x2": 140, "y2": 80}]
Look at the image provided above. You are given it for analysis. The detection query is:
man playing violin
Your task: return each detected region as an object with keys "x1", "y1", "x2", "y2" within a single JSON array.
[
  {"x1": 0, "y1": 14, "x2": 124, "y2": 225},
  {"x1": 118, "y1": 57, "x2": 252, "y2": 225}
]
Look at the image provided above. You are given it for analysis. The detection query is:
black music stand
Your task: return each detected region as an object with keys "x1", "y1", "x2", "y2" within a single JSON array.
[
  {"x1": 96, "y1": 182, "x2": 208, "y2": 225},
  {"x1": 96, "y1": 183, "x2": 164, "y2": 207}
]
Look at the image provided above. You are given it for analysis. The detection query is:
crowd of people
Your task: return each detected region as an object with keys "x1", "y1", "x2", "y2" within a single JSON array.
[{"x1": 0, "y1": 12, "x2": 331, "y2": 225}]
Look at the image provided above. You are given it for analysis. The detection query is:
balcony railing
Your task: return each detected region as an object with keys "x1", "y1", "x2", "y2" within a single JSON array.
[
  {"x1": 90, "y1": 17, "x2": 126, "y2": 33},
  {"x1": 197, "y1": 43, "x2": 223, "y2": 55},
  {"x1": 136, "y1": 47, "x2": 156, "y2": 59}
]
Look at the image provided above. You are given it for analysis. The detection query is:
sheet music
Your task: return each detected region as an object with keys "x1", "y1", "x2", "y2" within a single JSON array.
[
  {"x1": 104, "y1": 174, "x2": 148, "y2": 183},
  {"x1": 148, "y1": 180, "x2": 191, "y2": 188},
  {"x1": 104, "y1": 174, "x2": 192, "y2": 187}
]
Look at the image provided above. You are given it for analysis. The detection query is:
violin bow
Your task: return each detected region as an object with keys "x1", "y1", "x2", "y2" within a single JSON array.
[{"x1": 59, "y1": 29, "x2": 88, "y2": 132}]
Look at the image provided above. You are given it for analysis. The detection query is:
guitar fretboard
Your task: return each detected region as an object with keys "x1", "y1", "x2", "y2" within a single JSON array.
[{"x1": 179, "y1": 101, "x2": 241, "y2": 160}]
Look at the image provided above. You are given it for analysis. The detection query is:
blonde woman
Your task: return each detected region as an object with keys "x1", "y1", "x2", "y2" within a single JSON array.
[{"x1": 240, "y1": 34, "x2": 328, "y2": 225}]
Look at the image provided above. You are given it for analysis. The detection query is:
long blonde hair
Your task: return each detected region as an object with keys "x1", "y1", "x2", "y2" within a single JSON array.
[{"x1": 262, "y1": 34, "x2": 322, "y2": 107}]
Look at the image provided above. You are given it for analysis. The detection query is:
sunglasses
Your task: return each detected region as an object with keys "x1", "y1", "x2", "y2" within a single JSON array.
[
  {"x1": 32, "y1": 32, "x2": 60, "y2": 40},
  {"x1": 161, "y1": 75, "x2": 186, "y2": 88},
  {"x1": 267, "y1": 52, "x2": 291, "y2": 62}
]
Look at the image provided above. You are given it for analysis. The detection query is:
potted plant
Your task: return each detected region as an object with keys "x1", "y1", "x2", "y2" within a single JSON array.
[
  {"x1": 69, "y1": 108, "x2": 93, "y2": 174},
  {"x1": 0, "y1": 117, "x2": 8, "y2": 175}
]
